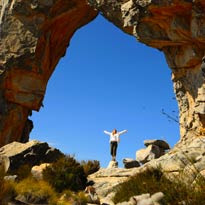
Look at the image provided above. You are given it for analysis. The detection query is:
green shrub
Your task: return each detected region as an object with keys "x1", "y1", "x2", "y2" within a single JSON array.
[
  {"x1": 81, "y1": 160, "x2": 100, "y2": 176},
  {"x1": 14, "y1": 177, "x2": 57, "y2": 205},
  {"x1": 113, "y1": 168, "x2": 205, "y2": 205},
  {"x1": 43, "y1": 155, "x2": 87, "y2": 192}
]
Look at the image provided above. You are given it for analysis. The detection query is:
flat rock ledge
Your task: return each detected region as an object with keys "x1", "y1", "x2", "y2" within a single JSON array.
[{"x1": 88, "y1": 167, "x2": 143, "y2": 204}]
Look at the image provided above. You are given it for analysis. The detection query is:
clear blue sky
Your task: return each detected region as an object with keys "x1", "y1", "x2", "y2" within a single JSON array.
[{"x1": 30, "y1": 15, "x2": 179, "y2": 168}]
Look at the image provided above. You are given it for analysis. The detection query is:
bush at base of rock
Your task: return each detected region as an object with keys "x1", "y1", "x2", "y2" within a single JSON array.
[
  {"x1": 81, "y1": 160, "x2": 100, "y2": 176},
  {"x1": 43, "y1": 155, "x2": 87, "y2": 193}
]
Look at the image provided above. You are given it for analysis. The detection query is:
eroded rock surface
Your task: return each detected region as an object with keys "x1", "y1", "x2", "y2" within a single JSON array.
[
  {"x1": 0, "y1": 140, "x2": 63, "y2": 171},
  {"x1": 1, "y1": 0, "x2": 205, "y2": 149},
  {"x1": 88, "y1": 167, "x2": 141, "y2": 204},
  {"x1": 87, "y1": 0, "x2": 205, "y2": 147},
  {"x1": 0, "y1": 0, "x2": 97, "y2": 146}
]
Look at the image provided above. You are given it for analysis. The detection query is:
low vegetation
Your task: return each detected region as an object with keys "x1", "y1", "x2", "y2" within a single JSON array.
[
  {"x1": 43, "y1": 155, "x2": 87, "y2": 192},
  {"x1": 14, "y1": 177, "x2": 57, "y2": 204},
  {"x1": 0, "y1": 166, "x2": 15, "y2": 205},
  {"x1": 81, "y1": 160, "x2": 100, "y2": 176},
  {"x1": 0, "y1": 156, "x2": 100, "y2": 204},
  {"x1": 113, "y1": 168, "x2": 205, "y2": 205}
]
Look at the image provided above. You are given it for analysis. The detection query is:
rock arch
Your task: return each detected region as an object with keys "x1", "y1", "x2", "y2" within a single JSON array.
[{"x1": 0, "y1": 0, "x2": 205, "y2": 147}]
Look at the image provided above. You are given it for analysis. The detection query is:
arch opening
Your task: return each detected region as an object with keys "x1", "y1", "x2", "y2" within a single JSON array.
[{"x1": 30, "y1": 15, "x2": 179, "y2": 167}]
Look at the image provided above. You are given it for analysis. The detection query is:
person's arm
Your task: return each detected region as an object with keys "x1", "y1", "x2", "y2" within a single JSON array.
[
  {"x1": 104, "y1": 130, "x2": 111, "y2": 135},
  {"x1": 118, "y1": 130, "x2": 128, "y2": 135}
]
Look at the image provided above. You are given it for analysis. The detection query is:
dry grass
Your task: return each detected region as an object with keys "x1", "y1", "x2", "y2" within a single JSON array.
[
  {"x1": 81, "y1": 160, "x2": 100, "y2": 176},
  {"x1": 113, "y1": 168, "x2": 205, "y2": 205},
  {"x1": 0, "y1": 166, "x2": 16, "y2": 205},
  {"x1": 14, "y1": 177, "x2": 57, "y2": 204}
]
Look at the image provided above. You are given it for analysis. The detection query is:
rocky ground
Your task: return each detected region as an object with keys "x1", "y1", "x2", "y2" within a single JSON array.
[
  {"x1": 1, "y1": 137, "x2": 205, "y2": 204},
  {"x1": 88, "y1": 137, "x2": 205, "y2": 204}
]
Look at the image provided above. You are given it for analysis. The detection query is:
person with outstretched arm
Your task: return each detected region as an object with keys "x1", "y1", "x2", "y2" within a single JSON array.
[{"x1": 104, "y1": 129, "x2": 128, "y2": 161}]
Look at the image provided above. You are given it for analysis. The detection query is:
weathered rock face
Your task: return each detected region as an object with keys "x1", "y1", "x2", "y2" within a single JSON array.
[
  {"x1": 0, "y1": 0, "x2": 97, "y2": 146},
  {"x1": 87, "y1": 0, "x2": 205, "y2": 147},
  {"x1": 0, "y1": 140, "x2": 63, "y2": 171},
  {"x1": 1, "y1": 0, "x2": 205, "y2": 147}
]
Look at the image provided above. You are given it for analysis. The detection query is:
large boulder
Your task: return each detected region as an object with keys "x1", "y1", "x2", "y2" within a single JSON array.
[
  {"x1": 136, "y1": 145, "x2": 161, "y2": 164},
  {"x1": 0, "y1": 140, "x2": 63, "y2": 172},
  {"x1": 144, "y1": 140, "x2": 170, "y2": 150}
]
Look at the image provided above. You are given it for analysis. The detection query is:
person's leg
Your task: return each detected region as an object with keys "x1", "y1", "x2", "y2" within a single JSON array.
[
  {"x1": 110, "y1": 142, "x2": 114, "y2": 160},
  {"x1": 113, "y1": 142, "x2": 118, "y2": 160}
]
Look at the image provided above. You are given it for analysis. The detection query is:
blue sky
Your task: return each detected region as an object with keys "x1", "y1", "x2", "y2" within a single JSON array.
[{"x1": 30, "y1": 15, "x2": 179, "y2": 168}]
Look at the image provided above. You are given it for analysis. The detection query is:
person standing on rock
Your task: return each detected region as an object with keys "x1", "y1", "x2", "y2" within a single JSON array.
[{"x1": 104, "y1": 129, "x2": 128, "y2": 161}]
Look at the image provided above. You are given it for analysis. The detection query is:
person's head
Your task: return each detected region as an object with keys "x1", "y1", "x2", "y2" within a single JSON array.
[{"x1": 112, "y1": 129, "x2": 117, "y2": 135}]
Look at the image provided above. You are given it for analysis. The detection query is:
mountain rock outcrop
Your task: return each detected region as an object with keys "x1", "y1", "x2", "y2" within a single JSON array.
[
  {"x1": 0, "y1": 140, "x2": 63, "y2": 171},
  {"x1": 0, "y1": 0, "x2": 97, "y2": 146},
  {"x1": 87, "y1": 0, "x2": 205, "y2": 147},
  {"x1": 1, "y1": 0, "x2": 205, "y2": 147}
]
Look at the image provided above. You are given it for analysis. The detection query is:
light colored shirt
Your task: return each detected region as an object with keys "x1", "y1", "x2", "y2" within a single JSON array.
[{"x1": 104, "y1": 130, "x2": 128, "y2": 143}]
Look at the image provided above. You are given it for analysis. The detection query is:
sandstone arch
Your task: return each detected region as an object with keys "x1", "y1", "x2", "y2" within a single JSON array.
[{"x1": 0, "y1": 0, "x2": 205, "y2": 147}]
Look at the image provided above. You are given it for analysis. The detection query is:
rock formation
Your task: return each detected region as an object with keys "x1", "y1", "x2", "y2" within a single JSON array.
[
  {"x1": 136, "y1": 139, "x2": 170, "y2": 164},
  {"x1": 0, "y1": 0, "x2": 97, "y2": 146},
  {"x1": 0, "y1": 140, "x2": 63, "y2": 171},
  {"x1": 1, "y1": 0, "x2": 205, "y2": 148},
  {"x1": 88, "y1": 167, "x2": 141, "y2": 204},
  {"x1": 87, "y1": 0, "x2": 205, "y2": 147},
  {"x1": 123, "y1": 158, "x2": 140, "y2": 168}
]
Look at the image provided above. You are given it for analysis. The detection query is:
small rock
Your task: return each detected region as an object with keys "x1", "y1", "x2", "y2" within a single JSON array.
[
  {"x1": 136, "y1": 145, "x2": 161, "y2": 164},
  {"x1": 107, "y1": 161, "x2": 118, "y2": 168},
  {"x1": 151, "y1": 192, "x2": 164, "y2": 203},
  {"x1": 4, "y1": 175, "x2": 18, "y2": 182},
  {"x1": 123, "y1": 158, "x2": 140, "y2": 169},
  {"x1": 15, "y1": 194, "x2": 48, "y2": 205},
  {"x1": 137, "y1": 198, "x2": 153, "y2": 205},
  {"x1": 144, "y1": 140, "x2": 170, "y2": 150},
  {"x1": 31, "y1": 163, "x2": 50, "y2": 180},
  {"x1": 132, "y1": 193, "x2": 150, "y2": 202}
]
